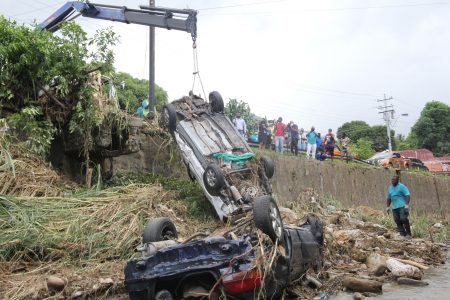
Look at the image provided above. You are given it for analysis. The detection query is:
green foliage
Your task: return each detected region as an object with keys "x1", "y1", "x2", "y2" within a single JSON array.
[
  {"x1": 396, "y1": 133, "x2": 419, "y2": 150},
  {"x1": 337, "y1": 120, "x2": 395, "y2": 152},
  {"x1": 1, "y1": 18, "x2": 119, "y2": 160},
  {"x1": 113, "y1": 72, "x2": 168, "y2": 113},
  {"x1": 8, "y1": 107, "x2": 57, "y2": 157},
  {"x1": 225, "y1": 98, "x2": 256, "y2": 132},
  {"x1": 337, "y1": 120, "x2": 372, "y2": 141},
  {"x1": 370, "y1": 125, "x2": 396, "y2": 151},
  {"x1": 351, "y1": 138, "x2": 375, "y2": 160},
  {"x1": 411, "y1": 101, "x2": 450, "y2": 155}
]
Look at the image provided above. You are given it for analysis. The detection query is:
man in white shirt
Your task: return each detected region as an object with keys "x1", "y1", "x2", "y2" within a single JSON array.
[{"x1": 233, "y1": 112, "x2": 247, "y2": 136}]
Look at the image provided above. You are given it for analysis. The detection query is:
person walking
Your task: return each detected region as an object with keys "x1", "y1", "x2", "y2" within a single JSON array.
[
  {"x1": 233, "y1": 112, "x2": 246, "y2": 136},
  {"x1": 290, "y1": 124, "x2": 300, "y2": 156},
  {"x1": 274, "y1": 117, "x2": 286, "y2": 153},
  {"x1": 306, "y1": 126, "x2": 318, "y2": 159},
  {"x1": 386, "y1": 175, "x2": 412, "y2": 239},
  {"x1": 258, "y1": 120, "x2": 268, "y2": 149}
]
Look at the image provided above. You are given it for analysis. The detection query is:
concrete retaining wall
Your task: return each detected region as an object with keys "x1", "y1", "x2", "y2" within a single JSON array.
[{"x1": 270, "y1": 155, "x2": 450, "y2": 215}]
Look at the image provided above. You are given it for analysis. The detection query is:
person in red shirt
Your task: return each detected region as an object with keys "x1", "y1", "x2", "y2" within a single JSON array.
[{"x1": 274, "y1": 117, "x2": 286, "y2": 153}]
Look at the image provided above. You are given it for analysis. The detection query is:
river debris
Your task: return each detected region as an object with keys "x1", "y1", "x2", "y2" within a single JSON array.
[{"x1": 0, "y1": 167, "x2": 447, "y2": 299}]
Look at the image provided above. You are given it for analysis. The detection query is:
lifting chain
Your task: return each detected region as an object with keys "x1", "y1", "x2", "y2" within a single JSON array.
[{"x1": 191, "y1": 41, "x2": 206, "y2": 100}]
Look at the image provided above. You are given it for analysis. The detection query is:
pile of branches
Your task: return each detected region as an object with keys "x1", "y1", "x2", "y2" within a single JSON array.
[{"x1": 0, "y1": 144, "x2": 66, "y2": 197}]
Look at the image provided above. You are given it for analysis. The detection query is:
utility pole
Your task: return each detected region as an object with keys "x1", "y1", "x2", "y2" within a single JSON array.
[
  {"x1": 377, "y1": 94, "x2": 394, "y2": 151},
  {"x1": 148, "y1": 0, "x2": 155, "y2": 112}
]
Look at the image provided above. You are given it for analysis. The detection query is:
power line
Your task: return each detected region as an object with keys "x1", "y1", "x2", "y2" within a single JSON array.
[
  {"x1": 201, "y1": 1, "x2": 450, "y2": 16},
  {"x1": 197, "y1": 0, "x2": 289, "y2": 11}
]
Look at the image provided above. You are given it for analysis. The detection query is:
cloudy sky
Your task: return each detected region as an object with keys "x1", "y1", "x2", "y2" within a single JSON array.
[{"x1": 2, "y1": 0, "x2": 450, "y2": 136}]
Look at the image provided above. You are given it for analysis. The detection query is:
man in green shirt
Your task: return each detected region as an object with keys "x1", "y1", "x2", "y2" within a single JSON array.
[{"x1": 386, "y1": 175, "x2": 412, "y2": 238}]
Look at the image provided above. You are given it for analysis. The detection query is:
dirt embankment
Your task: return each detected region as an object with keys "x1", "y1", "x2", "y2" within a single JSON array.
[{"x1": 269, "y1": 155, "x2": 450, "y2": 215}]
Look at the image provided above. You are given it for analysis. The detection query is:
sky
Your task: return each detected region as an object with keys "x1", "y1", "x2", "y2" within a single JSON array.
[{"x1": 2, "y1": 0, "x2": 450, "y2": 136}]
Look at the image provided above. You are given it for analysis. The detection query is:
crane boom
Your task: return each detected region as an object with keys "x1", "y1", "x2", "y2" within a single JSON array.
[{"x1": 37, "y1": 1, "x2": 197, "y2": 40}]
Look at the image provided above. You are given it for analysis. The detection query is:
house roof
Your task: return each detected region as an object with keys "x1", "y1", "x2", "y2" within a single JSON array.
[{"x1": 397, "y1": 149, "x2": 435, "y2": 162}]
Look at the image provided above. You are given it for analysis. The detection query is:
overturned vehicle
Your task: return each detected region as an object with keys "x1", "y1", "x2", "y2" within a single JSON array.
[
  {"x1": 124, "y1": 214, "x2": 324, "y2": 300},
  {"x1": 159, "y1": 91, "x2": 275, "y2": 222}
]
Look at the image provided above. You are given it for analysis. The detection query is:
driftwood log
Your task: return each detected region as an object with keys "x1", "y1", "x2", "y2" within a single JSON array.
[
  {"x1": 386, "y1": 258, "x2": 423, "y2": 279},
  {"x1": 394, "y1": 258, "x2": 429, "y2": 270},
  {"x1": 342, "y1": 277, "x2": 382, "y2": 293}
]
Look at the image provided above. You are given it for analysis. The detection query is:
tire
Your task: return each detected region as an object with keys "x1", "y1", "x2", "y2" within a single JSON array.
[
  {"x1": 160, "y1": 104, "x2": 177, "y2": 132},
  {"x1": 143, "y1": 217, "x2": 178, "y2": 244},
  {"x1": 260, "y1": 155, "x2": 275, "y2": 179},
  {"x1": 253, "y1": 196, "x2": 284, "y2": 242},
  {"x1": 209, "y1": 91, "x2": 224, "y2": 113},
  {"x1": 203, "y1": 164, "x2": 225, "y2": 196}
]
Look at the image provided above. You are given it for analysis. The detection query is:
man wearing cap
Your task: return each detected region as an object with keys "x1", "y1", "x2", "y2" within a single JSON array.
[
  {"x1": 386, "y1": 175, "x2": 412, "y2": 239},
  {"x1": 233, "y1": 112, "x2": 246, "y2": 136}
]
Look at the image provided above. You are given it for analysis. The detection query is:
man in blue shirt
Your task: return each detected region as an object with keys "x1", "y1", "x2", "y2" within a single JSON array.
[{"x1": 386, "y1": 175, "x2": 412, "y2": 238}]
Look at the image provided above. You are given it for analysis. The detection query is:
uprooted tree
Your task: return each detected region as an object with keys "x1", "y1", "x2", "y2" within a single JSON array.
[{"x1": 0, "y1": 17, "x2": 122, "y2": 181}]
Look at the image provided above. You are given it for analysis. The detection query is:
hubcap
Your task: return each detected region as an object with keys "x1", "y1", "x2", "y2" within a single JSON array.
[
  {"x1": 206, "y1": 169, "x2": 217, "y2": 187},
  {"x1": 269, "y1": 202, "x2": 283, "y2": 238}
]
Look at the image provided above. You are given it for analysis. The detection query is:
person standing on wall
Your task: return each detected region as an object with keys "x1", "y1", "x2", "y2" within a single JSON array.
[
  {"x1": 306, "y1": 126, "x2": 318, "y2": 159},
  {"x1": 233, "y1": 112, "x2": 247, "y2": 136},
  {"x1": 290, "y1": 123, "x2": 300, "y2": 156},
  {"x1": 258, "y1": 120, "x2": 268, "y2": 149},
  {"x1": 274, "y1": 117, "x2": 286, "y2": 153},
  {"x1": 386, "y1": 175, "x2": 412, "y2": 239},
  {"x1": 324, "y1": 128, "x2": 335, "y2": 160}
]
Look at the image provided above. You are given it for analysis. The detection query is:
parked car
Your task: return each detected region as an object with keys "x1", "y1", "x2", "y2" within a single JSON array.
[
  {"x1": 124, "y1": 215, "x2": 324, "y2": 300},
  {"x1": 407, "y1": 157, "x2": 429, "y2": 171},
  {"x1": 159, "y1": 92, "x2": 275, "y2": 222},
  {"x1": 366, "y1": 151, "x2": 411, "y2": 169}
]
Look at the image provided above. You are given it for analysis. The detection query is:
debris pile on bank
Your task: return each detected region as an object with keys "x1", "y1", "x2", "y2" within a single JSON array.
[
  {"x1": 0, "y1": 169, "x2": 447, "y2": 299},
  {"x1": 283, "y1": 188, "x2": 447, "y2": 299},
  {"x1": 0, "y1": 144, "x2": 71, "y2": 197}
]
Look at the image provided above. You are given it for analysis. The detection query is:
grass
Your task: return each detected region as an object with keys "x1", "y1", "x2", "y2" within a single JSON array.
[{"x1": 106, "y1": 172, "x2": 217, "y2": 221}]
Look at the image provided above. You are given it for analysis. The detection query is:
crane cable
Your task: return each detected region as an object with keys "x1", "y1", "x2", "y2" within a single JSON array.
[{"x1": 191, "y1": 41, "x2": 206, "y2": 100}]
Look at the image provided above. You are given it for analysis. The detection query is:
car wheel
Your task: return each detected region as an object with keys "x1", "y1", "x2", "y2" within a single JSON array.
[
  {"x1": 203, "y1": 164, "x2": 225, "y2": 196},
  {"x1": 260, "y1": 155, "x2": 275, "y2": 179},
  {"x1": 209, "y1": 91, "x2": 224, "y2": 113},
  {"x1": 253, "y1": 196, "x2": 284, "y2": 242},
  {"x1": 143, "y1": 217, "x2": 178, "y2": 244},
  {"x1": 160, "y1": 104, "x2": 177, "y2": 132}
]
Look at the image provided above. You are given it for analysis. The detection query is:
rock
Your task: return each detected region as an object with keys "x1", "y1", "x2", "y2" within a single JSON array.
[
  {"x1": 433, "y1": 223, "x2": 443, "y2": 228},
  {"x1": 386, "y1": 258, "x2": 423, "y2": 280},
  {"x1": 71, "y1": 291, "x2": 83, "y2": 298},
  {"x1": 353, "y1": 292, "x2": 365, "y2": 300},
  {"x1": 366, "y1": 253, "x2": 387, "y2": 276},
  {"x1": 46, "y1": 275, "x2": 66, "y2": 291},
  {"x1": 397, "y1": 277, "x2": 429, "y2": 286},
  {"x1": 99, "y1": 277, "x2": 114, "y2": 285},
  {"x1": 342, "y1": 277, "x2": 382, "y2": 293},
  {"x1": 327, "y1": 205, "x2": 336, "y2": 211}
]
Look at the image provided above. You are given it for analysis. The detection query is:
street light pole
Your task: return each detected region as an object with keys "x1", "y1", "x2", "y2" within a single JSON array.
[{"x1": 148, "y1": 0, "x2": 155, "y2": 112}]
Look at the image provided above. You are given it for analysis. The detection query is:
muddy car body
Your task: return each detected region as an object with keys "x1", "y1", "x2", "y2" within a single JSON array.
[
  {"x1": 160, "y1": 92, "x2": 274, "y2": 221},
  {"x1": 124, "y1": 217, "x2": 323, "y2": 300}
]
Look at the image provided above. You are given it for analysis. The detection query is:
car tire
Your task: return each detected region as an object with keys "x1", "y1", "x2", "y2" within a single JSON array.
[
  {"x1": 260, "y1": 155, "x2": 275, "y2": 179},
  {"x1": 203, "y1": 164, "x2": 225, "y2": 196},
  {"x1": 143, "y1": 217, "x2": 178, "y2": 244},
  {"x1": 209, "y1": 91, "x2": 224, "y2": 113},
  {"x1": 160, "y1": 104, "x2": 177, "y2": 132},
  {"x1": 253, "y1": 196, "x2": 284, "y2": 242}
]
